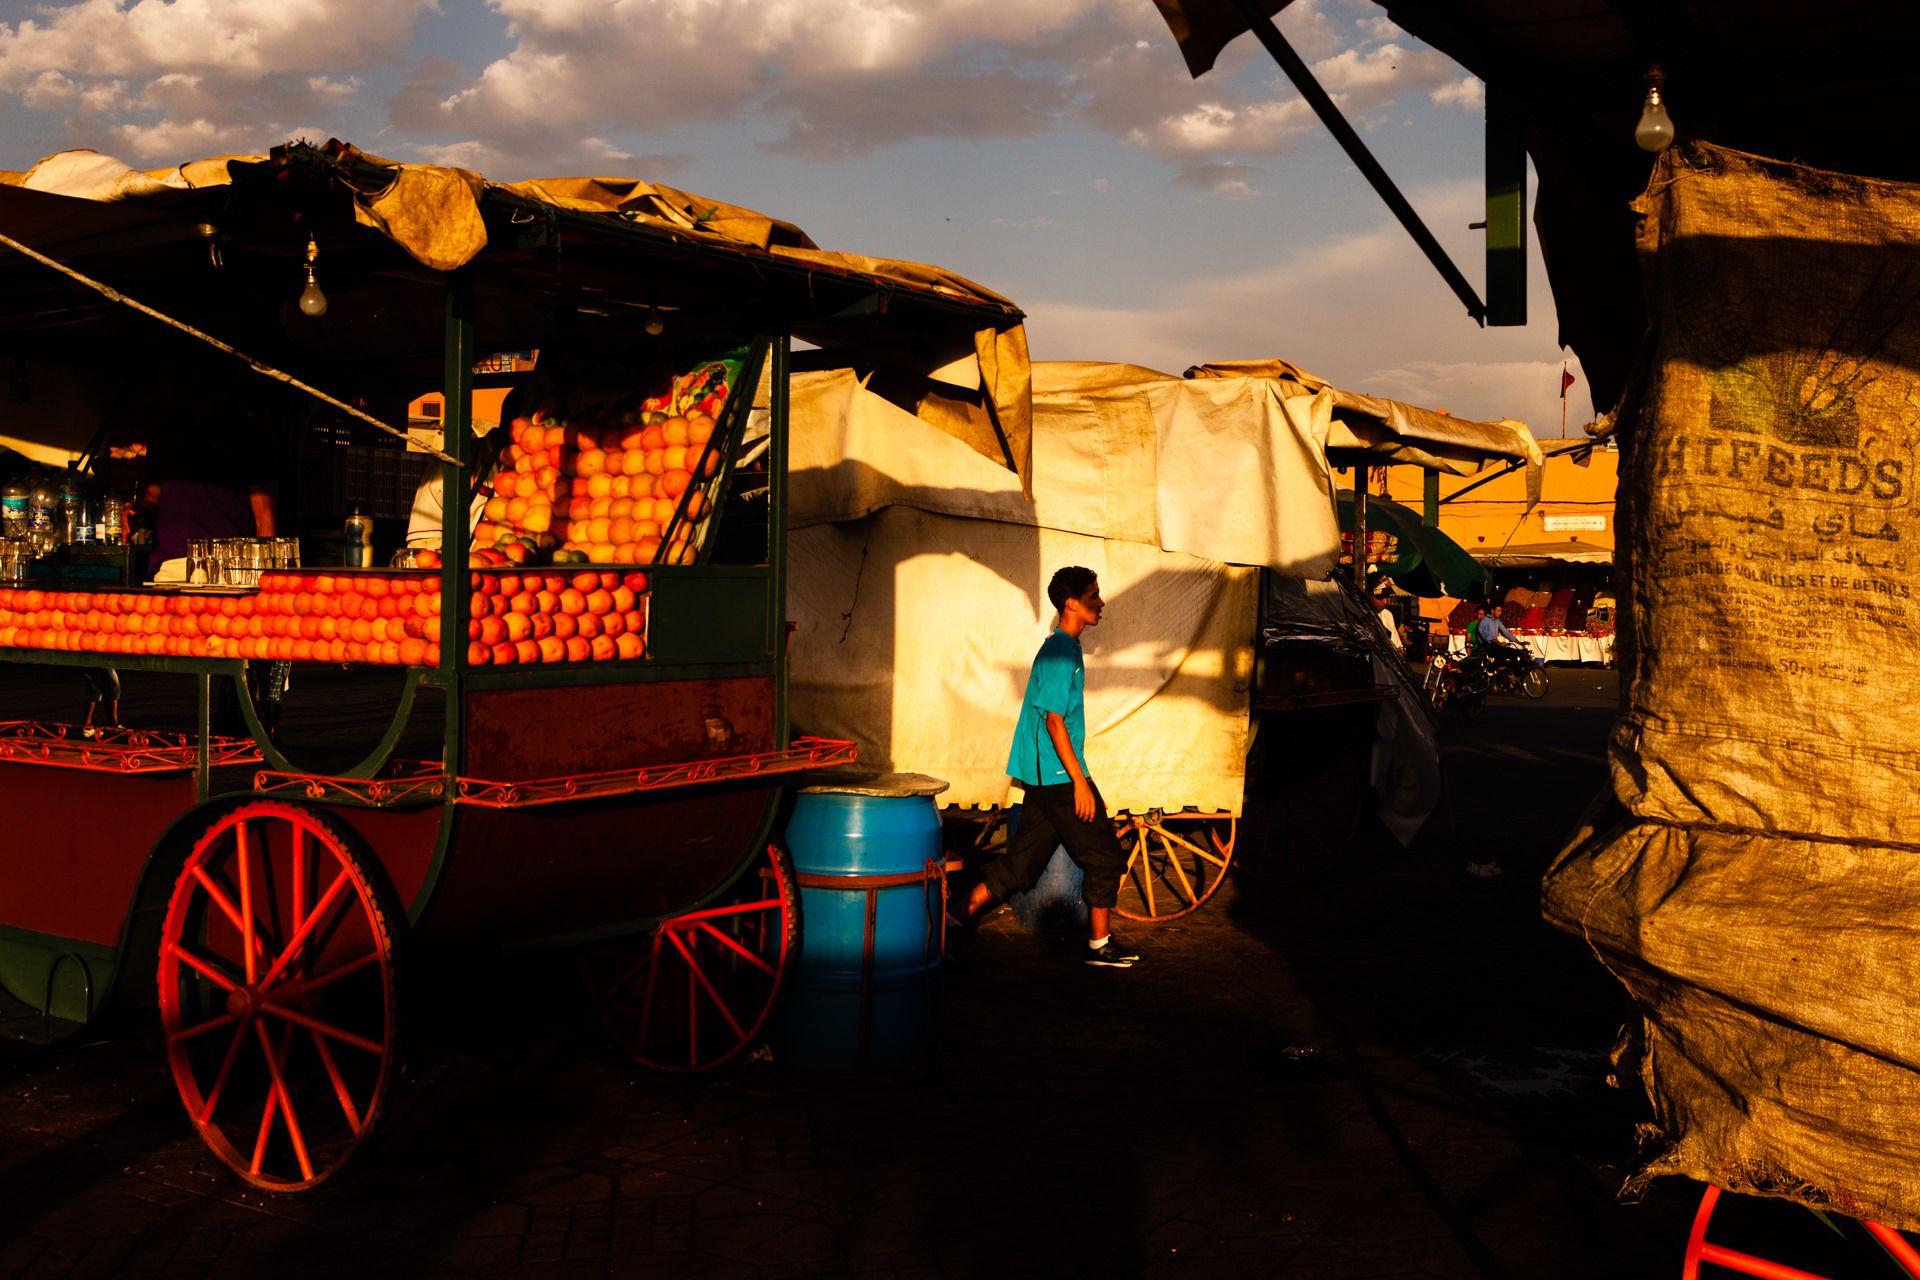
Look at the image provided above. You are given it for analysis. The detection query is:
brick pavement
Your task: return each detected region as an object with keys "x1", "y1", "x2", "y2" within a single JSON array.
[{"x1": 1, "y1": 671, "x2": 1712, "y2": 1279}]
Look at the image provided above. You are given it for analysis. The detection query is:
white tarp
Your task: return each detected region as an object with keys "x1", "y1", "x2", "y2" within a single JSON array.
[
  {"x1": 788, "y1": 507, "x2": 1258, "y2": 813},
  {"x1": 789, "y1": 364, "x2": 1340, "y2": 577}
]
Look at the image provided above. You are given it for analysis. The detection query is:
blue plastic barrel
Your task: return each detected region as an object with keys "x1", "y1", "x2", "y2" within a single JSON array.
[{"x1": 771, "y1": 773, "x2": 950, "y2": 1072}]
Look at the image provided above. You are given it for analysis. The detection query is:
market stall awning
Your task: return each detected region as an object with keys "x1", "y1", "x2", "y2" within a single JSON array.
[
  {"x1": 0, "y1": 141, "x2": 1035, "y2": 489},
  {"x1": 1187, "y1": 359, "x2": 1542, "y2": 473},
  {"x1": 1337, "y1": 490, "x2": 1488, "y2": 598},
  {"x1": 1471, "y1": 539, "x2": 1614, "y2": 568}
]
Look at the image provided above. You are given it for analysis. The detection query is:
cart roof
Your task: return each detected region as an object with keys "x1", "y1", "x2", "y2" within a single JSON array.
[{"x1": 0, "y1": 141, "x2": 1031, "y2": 476}]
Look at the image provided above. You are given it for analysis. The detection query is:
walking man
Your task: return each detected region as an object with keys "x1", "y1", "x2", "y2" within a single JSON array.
[{"x1": 950, "y1": 566, "x2": 1140, "y2": 968}]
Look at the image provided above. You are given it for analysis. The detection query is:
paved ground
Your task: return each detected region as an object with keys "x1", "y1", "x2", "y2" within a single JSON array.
[{"x1": 2, "y1": 666, "x2": 1733, "y2": 1278}]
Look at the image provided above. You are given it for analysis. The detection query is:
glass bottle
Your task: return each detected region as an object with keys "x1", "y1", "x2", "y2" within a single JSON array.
[
  {"x1": 0, "y1": 471, "x2": 25, "y2": 539},
  {"x1": 61, "y1": 462, "x2": 86, "y2": 544},
  {"x1": 344, "y1": 503, "x2": 374, "y2": 569},
  {"x1": 27, "y1": 468, "x2": 60, "y2": 553}
]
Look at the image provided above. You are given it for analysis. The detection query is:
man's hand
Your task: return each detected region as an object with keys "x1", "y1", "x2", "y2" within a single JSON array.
[{"x1": 1073, "y1": 777, "x2": 1096, "y2": 822}]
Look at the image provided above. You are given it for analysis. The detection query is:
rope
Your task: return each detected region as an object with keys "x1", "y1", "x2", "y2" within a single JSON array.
[{"x1": 0, "y1": 228, "x2": 464, "y2": 467}]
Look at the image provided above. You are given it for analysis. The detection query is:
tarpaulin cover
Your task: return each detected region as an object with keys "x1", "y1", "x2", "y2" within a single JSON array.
[
  {"x1": 1148, "y1": 0, "x2": 1291, "y2": 77},
  {"x1": 1187, "y1": 359, "x2": 1543, "y2": 474},
  {"x1": 790, "y1": 362, "x2": 1341, "y2": 577},
  {"x1": 1542, "y1": 141, "x2": 1920, "y2": 1228},
  {"x1": 1471, "y1": 539, "x2": 1614, "y2": 567},
  {"x1": 787, "y1": 508, "x2": 1258, "y2": 813}
]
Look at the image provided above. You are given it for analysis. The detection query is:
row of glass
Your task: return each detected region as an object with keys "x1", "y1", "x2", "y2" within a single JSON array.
[{"x1": 186, "y1": 536, "x2": 301, "y2": 586}]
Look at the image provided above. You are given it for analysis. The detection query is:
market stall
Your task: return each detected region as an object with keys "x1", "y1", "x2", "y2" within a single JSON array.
[
  {"x1": 784, "y1": 358, "x2": 1537, "y2": 908},
  {"x1": 1441, "y1": 539, "x2": 1616, "y2": 665},
  {"x1": 0, "y1": 140, "x2": 1026, "y2": 1190}
]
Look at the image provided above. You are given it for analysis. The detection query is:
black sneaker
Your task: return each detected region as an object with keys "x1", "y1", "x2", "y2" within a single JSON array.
[{"x1": 1083, "y1": 940, "x2": 1141, "y2": 968}]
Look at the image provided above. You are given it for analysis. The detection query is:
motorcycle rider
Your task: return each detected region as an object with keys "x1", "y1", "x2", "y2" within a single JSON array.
[{"x1": 1472, "y1": 602, "x2": 1537, "y2": 677}]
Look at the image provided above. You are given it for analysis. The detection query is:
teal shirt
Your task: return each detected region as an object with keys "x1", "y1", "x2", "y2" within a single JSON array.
[{"x1": 1006, "y1": 629, "x2": 1086, "y2": 787}]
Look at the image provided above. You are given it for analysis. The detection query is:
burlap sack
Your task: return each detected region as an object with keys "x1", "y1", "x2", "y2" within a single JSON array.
[{"x1": 1543, "y1": 142, "x2": 1920, "y2": 1227}]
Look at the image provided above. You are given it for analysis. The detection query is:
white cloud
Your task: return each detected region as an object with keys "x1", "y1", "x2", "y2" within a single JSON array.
[
  {"x1": 1431, "y1": 76, "x2": 1484, "y2": 111},
  {"x1": 1021, "y1": 178, "x2": 1589, "y2": 435}
]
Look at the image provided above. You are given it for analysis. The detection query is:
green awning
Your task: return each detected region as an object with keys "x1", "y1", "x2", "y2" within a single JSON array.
[{"x1": 1335, "y1": 490, "x2": 1488, "y2": 598}]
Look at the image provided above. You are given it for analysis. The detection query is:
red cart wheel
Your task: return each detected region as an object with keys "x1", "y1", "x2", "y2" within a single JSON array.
[
  {"x1": 1113, "y1": 811, "x2": 1235, "y2": 922},
  {"x1": 158, "y1": 800, "x2": 400, "y2": 1191},
  {"x1": 1683, "y1": 1183, "x2": 1920, "y2": 1279},
  {"x1": 579, "y1": 841, "x2": 797, "y2": 1073}
]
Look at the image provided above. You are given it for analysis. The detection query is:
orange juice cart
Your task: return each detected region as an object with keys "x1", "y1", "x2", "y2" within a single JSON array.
[{"x1": 0, "y1": 141, "x2": 1025, "y2": 1190}]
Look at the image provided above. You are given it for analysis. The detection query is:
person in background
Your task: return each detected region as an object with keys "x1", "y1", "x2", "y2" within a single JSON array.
[
  {"x1": 1372, "y1": 584, "x2": 1405, "y2": 656},
  {"x1": 948, "y1": 566, "x2": 1141, "y2": 969},
  {"x1": 407, "y1": 388, "x2": 517, "y2": 551},
  {"x1": 1474, "y1": 600, "x2": 1536, "y2": 671},
  {"x1": 143, "y1": 385, "x2": 279, "y2": 577}
]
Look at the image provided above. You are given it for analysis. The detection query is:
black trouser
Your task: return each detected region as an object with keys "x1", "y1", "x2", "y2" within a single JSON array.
[{"x1": 982, "y1": 780, "x2": 1126, "y2": 910}]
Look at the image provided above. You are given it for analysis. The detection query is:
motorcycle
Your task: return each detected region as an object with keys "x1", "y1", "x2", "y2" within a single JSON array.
[{"x1": 1424, "y1": 648, "x2": 1548, "y2": 715}]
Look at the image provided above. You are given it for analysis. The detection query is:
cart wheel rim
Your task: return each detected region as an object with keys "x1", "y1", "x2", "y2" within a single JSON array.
[
  {"x1": 158, "y1": 800, "x2": 399, "y2": 1192},
  {"x1": 1113, "y1": 812, "x2": 1235, "y2": 923},
  {"x1": 579, "y1": 841, "x2": 797, "y2": 1073}
]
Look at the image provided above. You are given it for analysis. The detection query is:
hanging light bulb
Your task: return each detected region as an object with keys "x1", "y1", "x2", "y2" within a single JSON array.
[
  {"x1": 643, "y1": 307, "x2": 666, "y2": 337},
  {"x1": 1635, "y1": 64, "x2": 1675, "y2": 152},
  {"x1": 298, "y1": 235, "x2": 328, "y2": 317}
]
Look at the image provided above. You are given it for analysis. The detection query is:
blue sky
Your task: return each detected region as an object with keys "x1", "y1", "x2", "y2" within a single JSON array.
[{"x1": 0, "y1": 0, "x2": 1592, "y2": 434}]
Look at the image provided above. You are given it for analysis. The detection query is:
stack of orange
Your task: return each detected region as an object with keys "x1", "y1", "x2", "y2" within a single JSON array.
[
  {"x1": 463, "y1": 569, "x2": 648, "y2": 666},
  {"x1": 474, "y1": 407, "x2": 722, "y2": 567}
]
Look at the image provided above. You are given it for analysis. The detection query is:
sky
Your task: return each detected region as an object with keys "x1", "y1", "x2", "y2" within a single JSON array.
[{"x1": 0, "y1": 0, "x2": 1595, "y2": 437}]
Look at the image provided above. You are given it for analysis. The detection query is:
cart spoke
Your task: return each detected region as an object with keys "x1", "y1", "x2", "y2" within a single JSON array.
[
  {"x1": 254, "y1": 1021, "x2": 314, "y2": 1183},
  {"x1": 169, "y1": 1012, "x2": 236, "y2": 1044},
  {"x1": 1138, "y1": 839, "x2": 1158, "y2": 917},
  {"x1": 309, "y1": 1028, "x2": 365, "y2": 1136},
  {"x1": 235, "y1": 821, "x2": 257, "y2": 984},
  {"x1": 1156, "y1": 832, "x2": 1198, "y2": 905},
  {"x1": 301, "y1": 949, "x2": 381, "y2": 995},
  {"x1": 693, "y1": 919, "x2": 779, "y2": 976},
  {"x1": 291, "y1": 826, "x2": 307, "y2": 934},
  {"x1": 198, "y1": 1023, "x2": 248, "y2": 1124},
  {"x1": 167, "y1": 942, "x2": 241, "y2": 992},
  {"x1": 259, "y1": 869, "x2": 352, "y2": 989},
  {"x1": 666, "y1": 897, "x2": 782, "y2": 926},
  {"x1": 668, "y1": 928, "x2": 747, "y2": 1041},
  {"x1": 261, "y1": 1000, "x2": 385, "y2": 1056},
  {"x1": 1156, "y1": 826, "x2": 1216, "y2": 861}
]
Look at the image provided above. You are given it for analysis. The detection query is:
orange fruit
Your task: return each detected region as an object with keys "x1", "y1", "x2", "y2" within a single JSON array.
[
  {"x1": 559, "y1": 588, "x2": 586, "y2": 615},
  {"x1": 615, "y1": 632, "x2": 645, "y2": 660},
  {"x1": 491, "y1": 640, "x2": 517, "y2": 665},
  {"x1": 585, "y1": 588, "x2": 613, "y2": 615},
  {"x1": 663, "y1": 417, "x2": 689, "y2": 446},
  {"x1": 537, "y1": 636, "x2": 566, "y2": 663},
  {"x1": 506, "y1": 495, "x2": 531, "y2": 523},
  {"x1": 623, "y1": 610, "x2": 645, "y2": 635},
  {"x1": 603, "y1": 612, "x2": 626, "y2": 638},
  {"x1": 663, "y1": 445, "x2": 688, "y2": 473},
  {"x1": 611, "y1": 585, "x2": 637, "y2": 612},
  {"x1": 621, "y1": 449, "x2": 648, "y2": 477},
  {"x1": 503, "y1": 612, "x2": 533, "y2": 642},
  {"x1": 684, "y1": 491, "x2": 710, "y2": 520},
  {"x1": 608, "y1": 474, "x2": 630, "y2": 499},
  {"x1": 565, "y1": 635, "x2": 592, "y2": 662},
  {"x1": 478, "y1": 615, "x2": 505, "y2": 645},
  {"x1": 398, "y1": 638, "x2": 428, "y2": 665},
  {"x1": 609, "y1": 517, "x2": 633, "y2": 544},
  {"x1": 534, "y1": 465, "x2": 559, "y2": 492},
  {"x1": 639, "y1": 424, "x2": 665, "y2": 451},
  {"x1": 522, "y1": 505, "x2": 552, "y2": 534},
  {"x1": 628, "y1": 473, "x2": 655, "y2": 500},
  {"x1": 576, "y1": 612, "x2": 602, "y2": 639},
  {"x1": 576, "y1": 448, "x2": 605, "y2": 477},
  {"x1": 545, "y1": 424, "x2": 567, "y2": 451},
  {"x1": 587, "y1": 472, "x2": 613, "y2": 499},
  {"x1": 687, "y1": 415, "x2": 714, "y2": 445},
  {"x1": 513, "y1": 638, "x2": 540, "y2": 665},
  {"x1": 635, "y1": 535, "x2": 663, "y2": 563},
  {"x1": 645, "y1": 449, "x2": 666, "y2": 476},
  {"x1": 585, "y1": 517, "x2": 611, "y2": 544},
  {"x1": 661, "y1": 469, "x2": 691, "y2": 499},
  {"x1": 500, "y1": 542, "x2": 530, "y2": 565},
  {"x1": 590, "y1": 635, "x2": 616, "y2": 661},
  {"x1": 508, "y1": 592, "x2": 535, "y2": 616},
  {"x1": 530, "y1": 612, "x2": 554, "y2": 640}
]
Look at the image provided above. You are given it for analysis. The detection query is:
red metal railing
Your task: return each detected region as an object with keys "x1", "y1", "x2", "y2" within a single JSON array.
[
  {"x1": 250, "y1": 737, "x2": 858, "y2": 809},
  {"x1": 0, "y1": 721, "x2": 261, "y2": 774}
]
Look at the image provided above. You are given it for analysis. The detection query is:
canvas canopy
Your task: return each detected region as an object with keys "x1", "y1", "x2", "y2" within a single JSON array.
[
  {"x1": 1334, "y1": 490, "x2": 1488, "y2": 597},
  {"x1": 0, "y1": 141, "x2": 1031, "y2": 485},
  {"x1": 1471, "y1": 539, "x2": 1613, "y2": 568}
]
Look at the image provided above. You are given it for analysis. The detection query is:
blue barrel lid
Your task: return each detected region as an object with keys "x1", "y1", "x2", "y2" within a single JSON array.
[{"x1": 797, "y1": 771, "x2": 949, "y2": 798}]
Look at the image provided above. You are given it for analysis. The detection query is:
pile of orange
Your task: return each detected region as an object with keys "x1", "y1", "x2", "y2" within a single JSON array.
[
  {"x1": 0, "y1": 568, "x2": 650, "y2": 668},
  {"x1": 473, "y1": 408, "x2": 722, "y2": 567},
  {"x1": 464, "y1": 569, "x2": 648, "y2": 666}
]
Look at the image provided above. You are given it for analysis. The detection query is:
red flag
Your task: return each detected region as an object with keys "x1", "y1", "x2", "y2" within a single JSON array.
[{"x1": 1560, "y1": 367, "x2": 1577, "y2": 396}]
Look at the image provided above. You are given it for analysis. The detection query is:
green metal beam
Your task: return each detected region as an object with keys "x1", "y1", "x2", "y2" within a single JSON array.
[{"x1": 1484, "y1": 79, "x2": 1528, "y2": 326}]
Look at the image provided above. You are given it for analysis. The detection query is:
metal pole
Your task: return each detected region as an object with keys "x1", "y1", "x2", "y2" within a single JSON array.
[
  {"x1": 1223, "y1": 0, "x2": 1487, "y2": 325},
  {"x1": 1352, "y1": 473, "x2": 1369, "y2": 591}
]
